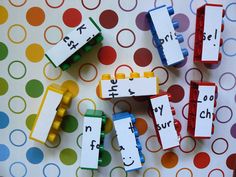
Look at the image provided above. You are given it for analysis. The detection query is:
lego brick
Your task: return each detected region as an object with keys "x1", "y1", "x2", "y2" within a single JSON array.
[
  {"x1": 112, "y1": 112, "x2": 143, "y2": 172},
  {"x1": 99, "y1": 72, "x2": 159, "y2": 98},
  {"x1": 45, "y1": 17, "x2": 101, "y2": 68},
  {"x1": 85, "y1": 109, "x2": 104, "y2": 118},
  {"x1": 147, "y1": 5, "x2": 188, "y2": 66},
  {"x1": 150, "y1": 94, "x2": 180, "y2": 150}
]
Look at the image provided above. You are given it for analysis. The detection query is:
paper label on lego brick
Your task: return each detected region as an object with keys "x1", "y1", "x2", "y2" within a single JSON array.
[
  {"x1": 31, "y1": 90, "x2": 63, "y2": 143},
  {"x1": 45, "y1": 19, "x2": 100, "y2": 67},
  {"x1": 150, "y1": 95, "x2": 179, "y2": 149},
  {"x1": 113, "y1": 117, "x2": 142, "y2": 171},
  {"x1": 80, "y1": 116, "x2": 102, "y2": 169},
  {"x1": 202, "y1": 6, "x2": 223, "y2": 61},
  {"x1": 149, "y1": 7, "x2": 184, "y2": 65},
  {"x1": 100, "y1": 77, "x2": 157, "y2": 98},
  {"x1": 195, "y1": 85, "x2": 215, "y2": 137}
]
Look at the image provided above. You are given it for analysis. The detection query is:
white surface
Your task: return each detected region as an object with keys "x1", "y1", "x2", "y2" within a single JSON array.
[
  {"x1": 150, "y1": 95, "x2": 179, "y2": 150},
  {"x1": 195, "y1": 85, "x2": 216, "y2": 137},
  {"x1": 30, "y1": 90, "x2": 63, "y2": 143},
  {"x1": 113, "y1": 117, "x2": 142, "y2": 171},
  {"x1": 80, "y1": 116, "x2": 102, "y2": 169},
  {"x1": 100, "y1": 77, "x2": 157, "y2": 98},
  {"x1": 149, "y1": 6, "x2": 184, "y2": 65},
  {"x1": 202, "y1": 5, "x2": 223, "y2": 61},
  {"x1": 46, "y1": 18, "x2": 100, "y2": 67}
]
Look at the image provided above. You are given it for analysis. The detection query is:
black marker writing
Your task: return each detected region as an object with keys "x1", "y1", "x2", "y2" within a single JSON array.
[
  {"x1": 153, "y1": 105, "x2": 163, "y2": 116},
  {"x1": 76, "y1": 24, "x2": 86, "y2": 34}
]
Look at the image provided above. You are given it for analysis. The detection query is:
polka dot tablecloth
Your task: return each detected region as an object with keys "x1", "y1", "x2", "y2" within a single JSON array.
[{"x1": 0, "y1": 0, "x2": 236, "y2": 177}]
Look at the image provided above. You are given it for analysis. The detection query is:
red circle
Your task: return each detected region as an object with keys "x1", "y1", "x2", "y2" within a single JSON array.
[
  {"x1": 99, "y1": 10, "x2": 118, "y2": 29},
  {"x1": 167, "y1": 84, "x2": 185, "y2": 103},
  {"x1": 208, "y1": 168, "x2": 224, "y2": 177},
  {"x1": 63, "y1": 8, "x2": 82, "y2": 27},
  {"x1": 45, "y1": 0, "x2": 65, "y2": 8},
  {"x1": 226, "y1": 154, "x2": 236, "y2": 170},
  {"x1": 81, "y1": 0, "x2": 101, "y2": 10},
  {"x1": 193, "y1": 152, "x2": 210, "y2": 169},
  {"x1": 134, "y1": 48, "x2": 152, "y2": 67},
  {"x1": 98, "y1": 46, "x2": 117, "y2": 65}
]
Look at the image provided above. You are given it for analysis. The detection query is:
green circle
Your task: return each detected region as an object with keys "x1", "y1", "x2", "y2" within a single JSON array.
[
  {"x1": 8, "y1": 61, "x2": 27, "y2": 79},
  {"x1": 0, "y1": 77, "x2": 8, "y2": 95},
  {"x1": 26, "y1": 114, "x2": 36, "y2": 130},
  {"x1": 76, "y1": 133, "x2": 82, "y2": 149},
  {"x1": 61, "y1": 115, "x2": 78, "y2": 133},
  {"x1": 59, "y1": 148, "x2": 77, "y2": 165},
  {"x1": 0, "y1": 42, "x2": 8, "y2": 61},
  {"x1": 8, "y1": 96, "x2": 27, "y2": 114},
  {"x1": 25, "y1": 79, "x2": 44, "y2": 98},
  {"x1": 45, "y1": 134, "x2": 61, "y2": 149},
  {"x1": 99, "y1": 150, "x2": 112, "y2": 167}
]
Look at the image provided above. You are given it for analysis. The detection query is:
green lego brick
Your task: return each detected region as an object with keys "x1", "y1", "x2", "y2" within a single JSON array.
[
  {"x1": 85, "y1": 109, "x2": 104, "y2": 118},
  {"x1": 83, "y1": 44, "x2": 93, "y2": 52},
  {"x1": 95, "y1": 34, "x2": 103, "y2": 43},
  {"x1": 89, "y1": 17, "x2": 101, "y2": 31},
  {"x1": 71, "y1": 53, "x2": 81, "y2": 63},
  {"x1": 45, "y1": 54, "x2": 57, "y2": 68},
  {"x1": 59, "y1": 63, "x2": 71, "y2": 71}
]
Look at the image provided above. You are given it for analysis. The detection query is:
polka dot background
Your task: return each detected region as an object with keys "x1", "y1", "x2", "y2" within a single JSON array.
[{"x1": 0, "y1": 0, "x2": 235, "y2": 176}]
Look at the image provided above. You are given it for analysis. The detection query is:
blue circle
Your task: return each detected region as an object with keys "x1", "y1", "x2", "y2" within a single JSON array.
[
  {"x1": 9, "y1": 162, "x2": 27, "y2": 177},
  {"x1": 190, "y1": 0, "x2": 207, "y2": 15},
  {"x1": 222, "y1": 38, "x2": 236, "y2": 57},
  {"x1": 9, "y1": 129, "x2": 27, "y2": 147},
  {"x1": 26, "y1": 147, "x2": 44, "y2": 164},
  {"x1": 226, "y1": 3, "x2": 236, "y2": 22},
  {"x1": 0, "y1": 111, "x2": 9, "y2": 129},
  {"x1": 43, "y1": 163, "x2": 61, "y2": 177},
  {"x1": 0, "y1": 144, "x2": 10, "y2": 161}
]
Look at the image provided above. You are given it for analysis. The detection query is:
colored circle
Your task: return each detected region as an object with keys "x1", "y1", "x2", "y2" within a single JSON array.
[
  {"x1": 135, "y1": 118, "x2": 148, "y2": 135},
  {"x1": 78, "y1": 63, "x2": 98, "y2": 82},
  {"x1": 76, "y1": 167, "x2": 94, "y2": 177},
  {"x1": 81, "y1": 0, "x2": 101, "y2": 10},
  {"x1": 26, "y1": 43, "x2": 44, "y2": 62},
  {"x1": 145, "y1": 135, "x2": 161, "y2": 153},
  {"x1": 61, "y1": 115, "x2": 78, "y2": 133},
  {"x1": 0, "y1": 144, "x2": 10, "y2": 161},
  {"x1": 167, "y1": 84, "x2": 185, "y2": 103},
  {"x1": 9, "y1": 162, "x2": 27, "y2": 177},
  {"x1": 7, "y1": 24, "x2": 27, "y2": 44},
  {"x1": 193, "y1": 152, "x2": 210, "y2": 169},
  {"x1": 77, "y1": 98, "x2": 96, "y2": 116},
  {"x1": 118, "y1": 0, "x2": 137, "y2": 12},
  {"x1": 99, "y1": 10, "x2": 118, "y2": 29},
  {"x1": 179, "y1": 136, "x2": 196, "y2": 153},
  {"x1": 0, "y1": 6, "x2": 8, "y2": 24},
  {"x1": 231, "y1": 124, "x2": 236, "y2": 138},
  {"x1": 104, "y1": 118, "x2": 113, "y2": 134},
  {"x1": 134, "y1": 48, "x2": 152, "y2": 67},
  {"x1": 187, "y1": 33, "x2": 195, "y2": 51},
  {"x1": 114, "y1": 64, "x2": 133, "y2": 76},
  {"x1": 190, "y1": 0, "x2": 207, "y2": 15},
  {"x1": 0, "y1": 112, "x2": 9, "y2": 129},
  {"x1": 45, "y1": 134, "x2": 61, "y2": 149},
  {"x1": 161, "y1": 152, "x2": 178, "y2": 168},
  {"x1": 0, "y1": 42, "x2": 8, "y2": 60},
  {"x1": 9, "y1": 129, "x2": 27, "y2": 147},
  {"x1": 99, "y1": 150, "x2": 112, "y2": 167},
  {"x1": 76, "y1": 133, "x2": 82, "y2": 149},
  {"x1": 176, "y1": 168, "x2": 193, "y2": 177},
  {"x1": 152, "y1": 66, "x2": 169, "y2": 85},
  {"x1": 8, "y1": 96, "x2": 26, "y2": 114},
  {"x1": 62, "y1": 80, "x2": 79, "y2": 98},
  {"x1": 43, "y1": 163, "x2": 61, "y2": 177},
  {"x1": 182, "y1": 103, "x2": 189, "y2": 120},
  {"x1": 222, "y1": 38, "x2": 236, "y2": 57},
  {"x1": 111, "y1": 135, "x2": 120, "y2": 151},
  {"x1": 59, "y1": 148, "x2": 77, "y2": 165},
  {"x1": 185, "y1": 68, "x2": 203, "y2": 85},
  {"x1": 208, "y1": 169, "x2": 224, "y2": 177},
  {"x1": 45, "y1": 0, "x2": 65, "y2": 8},
  {"x1": 116, "y1": 28, "x2": 136, "y2": 48},
  {"x1": 113, "y1": 100, "x2": 132, "y2": 114},
  {"x1": 8, "y1": 0, "x2": 27, "y2": 7},
  {"x1": 26, "y1": 7, "x2": 45, "y2": 26},
  {"x1": 43, "y1": 62, "x2": 62, "y2": 81},
  {"x1": 110, "y1": 166, "x2": 127, "y2": 177},
  {"x1": 204, "y1": 62, "x2": 221, "y2": 70},
  {"x1": 26, "y1": 147, "x2": 44, "y2": 164},
  {"x1": 226, "y1": 3, "x2": 236, "y2": 22},
  {"x1": 63, "y1": 8, "x2": 82, "y2": 27},
  {"x1": 26, "y1": 114, "x2": 36, "y2": 130},
  {"x1": 226, "y1": 154, "x2": 236, "y2": 170},
  {"x1": 0, "y1": 77, "x2": 8, "y2": 96},
  {"x1": 44, "y1": 25, "x2": 63, "y2": 45},
  {"x1": 25, "y1": 79, "x2": 44, "y2": 98},
  {"x1": 172, "y1": 13, "x2": 190, "y2": 32},
  {"x1": 216, "y1": 106, "x2": 233, "y2": 123},
  {"x1": 98, "y1": 46, "x2": 117, "y2": 65},
  {"x1": 96, "y1": 84, "x2": 111, "y2": 101},
  {"x1": 143, "y1": 167, "x2": 161, "y2": 177},
  {"x1": 211, "y1": 138, "x2": 229, "y2": 155},
  {"x1": 219, "y1": 72, "x2": 236, "y2": 91},
  {"x1": 136, "y1": 12, "x2": 149, "y2": 31},
  {"x1": 8, "y1": 60, "x2": 27, "y2": 79}
]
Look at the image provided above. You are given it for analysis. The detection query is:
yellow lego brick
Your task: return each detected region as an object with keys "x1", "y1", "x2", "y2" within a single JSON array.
[
  {"x1": 130, "y1": 72, "x2": 140, "y2": 78},
  {"x1": 115, "y1": 73, "x2": 125, "y2": 79},
  {"x1": 102, "y1": 74, "x2": 111, "y2": 80},
  {"x1": 144, "y1": 71, "x2": 154, "y2": 78}
]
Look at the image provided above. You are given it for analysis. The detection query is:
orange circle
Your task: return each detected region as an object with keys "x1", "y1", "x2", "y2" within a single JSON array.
[
  {"x1": 61, "y1": 80, "x2": 79, "y2": 98},
  {"x1": 26, "y1": 7, "x2": 45, "y2": 26},
  {"x1": 161, "y1": 152, "x2": 178, "y2": 168},
  {"x1": 135, "y1": 118, "x2": 148, "y2": 135},
  {"x1": 25, "y1": 43, "x2": 44, "y2": 62}
]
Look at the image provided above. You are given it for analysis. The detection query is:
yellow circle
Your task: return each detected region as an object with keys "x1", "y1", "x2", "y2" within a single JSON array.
[
  {"x1": 61, "y1": 80, "x2": 79, "y2": 98},
  {"x1": 43, "y1": 62, "x2": 62, "y2": 81},
  {"x1": 8, "y1": 24, "x2": 27, "y2": 44},
  {"x1": 0, "y1": 6, "x2": 8, "y2": 24},
  {"x1": 77, "y1": 98, "x2": 96, "y2": 116},
  {"x1": 25, "y1": 43, "x2": 44, "y2": 62},
  {"x1": 104, "y1": 118, "x2": 113, "y2": 134}
]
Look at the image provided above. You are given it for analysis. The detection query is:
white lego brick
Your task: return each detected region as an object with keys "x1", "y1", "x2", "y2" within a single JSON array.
[
  {"x1": 80, "y1": 117, "x2": 102, "y2": 169},
  {"x1": 202, "y1": 5, "x2": 223, "y2": 61},
  {"x1": 149, "y1": 7, "x2": 184, "y2": 65},
  {"x1": 150, "y1": 95, "x2": 179, "y2": 150},
  {"x1": 100, "y1": 77, "x2": 157, "y2": 98},
  {"x1": 195, "y1": 85, "x2": 215, "y2": 137},
  {"x1": 45, "y1": 18, "x2": 100, "y2": 67},
  {"x1": 31, "y1": 90, "x2": 63, "y2": 143},
  {"x1": 113, "y1": 117, "x2": 142, "y2": 171}
]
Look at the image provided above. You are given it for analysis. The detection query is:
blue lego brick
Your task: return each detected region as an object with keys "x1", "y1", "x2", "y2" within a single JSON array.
[{"x1": 112, "y1": 112, "x2": 136, "y2": 123}]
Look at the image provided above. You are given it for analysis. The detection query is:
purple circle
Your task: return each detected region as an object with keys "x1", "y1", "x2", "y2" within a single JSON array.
[
  {"x1": 174, "y1": 57, "x2": 188, "y2": 68},
  {"x1": 204, "y1": 62, "x2": 221, "y2": 69},
  {"x1": 219, "y1": 72, "x2": 236, "y2": 91},
  {"x1": 187, "y1": 33, "x2": 195, "y2": 51},
  {"x1": 172, "y1": 13, "x2": 190, "y2": 32},
  {"x1": 230, "y1": 124, "x2": 236, "y2": 138},
  {"x1": 136, "y1": 12, "x2": 149, "y2": 31},
  {"x1": 216, "y1": 106, "x2": 233, "y2": 124}
]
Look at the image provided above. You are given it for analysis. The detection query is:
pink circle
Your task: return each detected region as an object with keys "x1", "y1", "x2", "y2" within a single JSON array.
[
  {"x1": 63, "y1": 8, "x2": 82, "y2": 27},
  {"x1": 136, "y1": 12, "x2": 149, "y2": 31},
  {"x1": 134, "y1": 48, "x2": 152, "y2": 67},
  {"x1": 167, "y1": 84, "x2": 185, "y2": 103},
  {"x1": 99, "y1": 10, "x2": 118, "y2": 29},
  {"x1": 98, "y1": 46, "x2": 117, "y2": 65},
  {"x1": 193, "y1": 152, "x2": 211, "y2": 169},
  {"x1": 179, "y1": 136, "x2": 196, "y2": 153}
]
